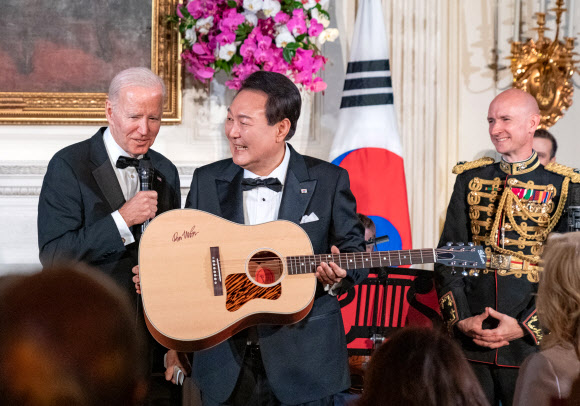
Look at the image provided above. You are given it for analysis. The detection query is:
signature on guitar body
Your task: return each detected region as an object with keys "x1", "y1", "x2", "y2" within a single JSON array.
[{"x1": 139, "y1": 209, "x2": 486, "y2": 352}]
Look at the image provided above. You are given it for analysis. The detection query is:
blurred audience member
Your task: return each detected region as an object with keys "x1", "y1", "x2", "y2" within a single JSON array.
[
  {"x1": 514, "y1": 232, "x2": 580, "y2": 405},
  {"x1": 0, "y1": 264, "x2": 148, "y2": 406},
  {"x1": 357, "y1": 327, "x2": 489, "y2": 406},
  {"x1": 534, "y1": 129, "x2": 557, "y2": 166}
]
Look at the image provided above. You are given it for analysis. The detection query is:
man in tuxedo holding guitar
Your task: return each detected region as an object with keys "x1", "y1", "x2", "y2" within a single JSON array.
[
  {"x1": 38, "y1": 67, "x2": 181, "y2": 403},
  {"x1": 160, "y1": 71, "x2": 367, "y2": 405}
]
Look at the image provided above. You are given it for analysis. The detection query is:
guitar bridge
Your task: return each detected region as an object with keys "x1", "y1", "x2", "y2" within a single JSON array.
[{"x1": 210, "y1": 247, "x2": 223, "y2": 296}]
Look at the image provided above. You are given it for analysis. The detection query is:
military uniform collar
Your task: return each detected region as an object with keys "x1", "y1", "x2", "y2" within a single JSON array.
[{"x1": 499, "y1": 151, "x2": 540, "y2": 175}]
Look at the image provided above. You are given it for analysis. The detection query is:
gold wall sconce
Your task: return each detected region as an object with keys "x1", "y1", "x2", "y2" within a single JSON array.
[{"x1": 509, "y1": 0, "x2": 577, "y2": 129}]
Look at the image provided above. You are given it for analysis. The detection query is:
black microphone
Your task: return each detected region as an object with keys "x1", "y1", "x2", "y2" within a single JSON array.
[
  {"x1": 138, "y1": 158, "x2": 154, "y2": 233},
  {"x1": 374, "y1": 234, "x2": 390, "y2": 245}
]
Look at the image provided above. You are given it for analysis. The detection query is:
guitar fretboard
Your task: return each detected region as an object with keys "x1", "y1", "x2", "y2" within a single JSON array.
[{"x1": 286, "y1": 249, "x2": 437, "y2": 274}]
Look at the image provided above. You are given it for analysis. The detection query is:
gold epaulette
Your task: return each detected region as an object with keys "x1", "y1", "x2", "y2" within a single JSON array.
[
  {"x1": 544, "y1": 162, "x2": 580, "y2": 183},
  {"x1": 452, "y1": 157, "x2": 495, "y2": 175}
]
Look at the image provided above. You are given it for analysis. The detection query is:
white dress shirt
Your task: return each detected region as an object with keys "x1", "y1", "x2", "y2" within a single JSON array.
[
  {"x1": 103, "y1": 128, "x2": 142, "y2": 246},
  {"x1": 242, "y1": 143, "x2": 290, "y2": 225}
]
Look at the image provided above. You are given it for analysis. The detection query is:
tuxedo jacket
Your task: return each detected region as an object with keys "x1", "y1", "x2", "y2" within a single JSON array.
[
  {"x1": 38, "y1": 128, "x2": 181, "y2": 299},
  {"x1": 185, "y1": 144, "x2": 367, "y2": 405}
]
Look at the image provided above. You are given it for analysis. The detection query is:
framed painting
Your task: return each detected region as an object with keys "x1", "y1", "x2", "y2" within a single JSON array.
[{"x1": 0, "y1": 0, "x2": 181, "y2": 124}]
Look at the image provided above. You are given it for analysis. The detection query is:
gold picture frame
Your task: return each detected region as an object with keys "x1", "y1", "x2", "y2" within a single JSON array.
[{"x1": 0, "y1": 0, "x2": 181, "y2": 125}]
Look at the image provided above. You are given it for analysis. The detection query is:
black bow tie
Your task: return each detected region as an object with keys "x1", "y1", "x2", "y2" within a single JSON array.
[
  {"x1": 116, "y1": 156, "x2": 140, "y2": 169},
  {"x1": 241, "y1": 177, "x2": 283, "y2": 192}
]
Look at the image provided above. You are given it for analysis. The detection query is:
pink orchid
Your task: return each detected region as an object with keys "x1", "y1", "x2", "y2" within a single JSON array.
[
  {"x1": 216, "y1": 30, "x2": 236, "y2": 45},
  {"x1": 225, "y1": 78, "x2": 243, "y2": 90},
  {"x1": 254, "y1": 48, "x2": 274, "y2": 64},
  {"x1": 287, "y1": 10, "x2": 307, "y2": 36},
  {"x1": 220, "y1": 9, "x2": 246, "y2": 31},
  {"x1": 240, "y1": 39, "x2": 258, "y2": 60},
  {"x1": 293, "y1": 48, "x2": 314, "y2": 71},
  {"x1": 186, "y1": 0, "x2": 203, "y2": 19},
  {"x1": 192, "y1": 42, "x2": 209, "y2": 55},
  {"x1": 274, "y1": 11, "x2": 290, "y2": 24},
  {"x1": 308, "y1": 18, "x2": 324, "y2": 37},
  {"x1": 310, "y1": 76, "x2": 327, "y2": 92},
  {"x1": 183, "y1": 54, "x2": 215, "y2": 81},
  {"x1": 202, "y1": 0, "x2": 219, "y2": 16},
  {"x1": 258, "y1": 17, "x2": 276, "y2": 36},
  {"x1": 256, "y1": 34, "x2": 273, "y2": 50}
]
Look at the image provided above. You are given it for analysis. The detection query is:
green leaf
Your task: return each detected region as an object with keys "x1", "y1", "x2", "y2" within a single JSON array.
[
  {"x1": 281, "y1": 0, "x2": 303, "y2": 13},
  {"x1": 285, "y1": 42, "x2": 300, "y2": 51},
  {"x1": 283, "y1": 47, "x2": 296, "y2": 63},
  {"x1": 215, "y1": 59, "x2": 234, "y2": 74},
  {"x1": 295, "y1": 34, "x2": 306, "y2": 42},
  {"x1": 232, "y1": 54, "x2": 243, "y2": 65},
  {"x1": 315, "y1": 4, "x2": 330, "y2": 19},
  {"x1": 178, "y1": 4, "x2": 191, "y2": 18},
  {"x1": 227, "y1": 0, "x2": 238, "y2": 8},
  {"x1": 235, "y1": 22, "x2": 253, "y2": 42}
]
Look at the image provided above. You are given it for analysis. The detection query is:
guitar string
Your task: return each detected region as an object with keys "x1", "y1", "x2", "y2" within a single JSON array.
[
  {"x1": 217, "y1": 255, "x2": 438, "y2": 268},
  {"x1": 214, "y1": 248, "x2": 474, "y2": 265}
]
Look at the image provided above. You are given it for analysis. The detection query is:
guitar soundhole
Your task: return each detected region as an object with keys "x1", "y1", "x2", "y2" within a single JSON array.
[{"x1": 247, "y1": 250, "x2": 284, "y2": 287}]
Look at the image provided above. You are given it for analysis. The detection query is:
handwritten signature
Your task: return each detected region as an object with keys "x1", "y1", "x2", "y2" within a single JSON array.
[{"x1": 172, "y1": 226, "x2": 199, "y2": 242}]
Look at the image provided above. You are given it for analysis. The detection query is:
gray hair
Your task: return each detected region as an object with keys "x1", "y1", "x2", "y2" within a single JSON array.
[{"x1": 108, "y1": 67, "x2": 166, "y2": 106}]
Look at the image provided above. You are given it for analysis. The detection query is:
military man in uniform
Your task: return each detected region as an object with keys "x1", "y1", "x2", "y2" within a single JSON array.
[{"x1": 435, "y1": 88, "x2": 580, "y2": 406}]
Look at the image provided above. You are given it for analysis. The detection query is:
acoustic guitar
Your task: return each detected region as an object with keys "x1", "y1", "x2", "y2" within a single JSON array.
[{"x1": 139, "y1": 209, "x2": 486, "y2": 352}]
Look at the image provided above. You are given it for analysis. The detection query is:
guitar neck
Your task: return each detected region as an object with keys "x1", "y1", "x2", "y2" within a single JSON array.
[{"x1": 286, "y1": 249, "x2": 436, "y2": 275}]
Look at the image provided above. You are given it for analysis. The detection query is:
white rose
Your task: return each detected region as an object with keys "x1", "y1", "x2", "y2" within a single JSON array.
[
  {"x1": 311, "y1": 8, "x2": 330, "y2": 28},
  {"x1": 318, "y1": 28, "x2": 339, "y2": 44},
  {"x1": 262, "y1": 0, "x2": 281, "y2": 17},
  {"x1": 243, "y1": 0, "x2": 264, "y2": 12},
  {"x1": 185, "y1": 28, "x2": 197, "y2": 45},
  {"x1": 195, "y1": 16, "x2": 214, "y2": 35},
  {"x1": 243, "y1": 10, "x2": 258, "y2": 26},
  {"x1": 218, "y1": 43, "x2": 237, "y2": 61},
  {"x1": 302, "y1": 0, "x2": 317, "y2": 9}
]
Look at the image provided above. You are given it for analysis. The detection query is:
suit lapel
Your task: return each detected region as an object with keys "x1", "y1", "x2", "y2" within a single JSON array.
[
  {"x1": 278, "y1": 145, "x2": 317, "y2": 223},
  {"x1": 90, "y1": 129, "x2": 125, "y2": 211},
  {"x1": 216, "y1": 161, "x2": 245, "y2": 223}
]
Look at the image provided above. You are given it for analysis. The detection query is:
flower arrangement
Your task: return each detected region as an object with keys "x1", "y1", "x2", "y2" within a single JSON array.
[{"x1": 172, "y1": 0, "x2": 339, "y2": 92}]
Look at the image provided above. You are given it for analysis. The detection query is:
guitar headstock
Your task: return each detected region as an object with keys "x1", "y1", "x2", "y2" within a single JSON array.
[{"x1": 435, "y1": 243, "x2": 487, "y2": 276}]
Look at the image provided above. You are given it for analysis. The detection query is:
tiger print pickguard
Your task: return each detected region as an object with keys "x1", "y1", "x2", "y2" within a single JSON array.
[{"x1": 225, "y1": 273, "x2": 282, "y2": 312}]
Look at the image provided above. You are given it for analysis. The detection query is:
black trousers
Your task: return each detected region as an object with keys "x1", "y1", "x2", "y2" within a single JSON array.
[
  {"x1": 470, "y1": 362, "x2": 520, "y2": 406},
  {"x1": 202, "y1": 345, "x2": 335, "y2": 406}
]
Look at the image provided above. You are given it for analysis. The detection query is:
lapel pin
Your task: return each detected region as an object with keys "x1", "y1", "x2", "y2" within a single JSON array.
[{"x1": 301, "y1": 189, "x2": 308, "y2": 194}]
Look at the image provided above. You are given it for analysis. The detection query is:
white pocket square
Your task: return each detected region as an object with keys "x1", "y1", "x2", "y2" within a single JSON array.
[{"x1": 300, "y1": 212, "x2": 319, "y2": 224}]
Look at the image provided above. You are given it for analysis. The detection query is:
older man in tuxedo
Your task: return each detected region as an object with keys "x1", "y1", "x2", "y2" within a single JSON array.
[
  {"x1": 149, "y1": 71, "x2": 367, "y2": 406},
  {"x1": 38, "y1": 67, "x2": 181, "y2": 403},
  {"x1": 38, "y1": 67, "x2": 180, "y2": 296}
]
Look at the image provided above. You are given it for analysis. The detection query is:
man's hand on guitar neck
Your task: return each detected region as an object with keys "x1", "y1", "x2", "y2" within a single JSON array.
[
  {"x1": 132, "y1": 265, "x2": 141, "y2": 294},
  {"x1": 315, "y1": 245, "x2": 347, "y2": 288}
]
